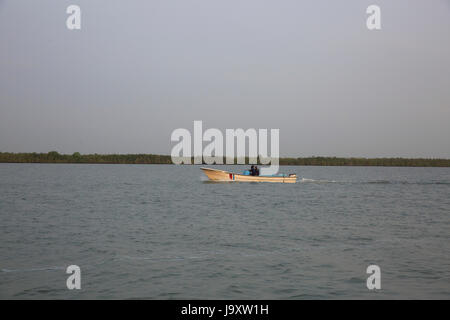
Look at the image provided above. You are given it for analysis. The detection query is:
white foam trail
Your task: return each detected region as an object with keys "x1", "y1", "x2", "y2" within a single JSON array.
[{"x1": 299, "y1": 178, "x2": 337, "y2": 183}]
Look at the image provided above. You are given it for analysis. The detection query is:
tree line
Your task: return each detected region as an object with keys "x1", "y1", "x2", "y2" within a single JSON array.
[
  {"x1": 0, "y1": 152, "x2": 172, "y2": 164},
  {"x1": 0, "y1": 152, "x2": 449, "y2": 167}
]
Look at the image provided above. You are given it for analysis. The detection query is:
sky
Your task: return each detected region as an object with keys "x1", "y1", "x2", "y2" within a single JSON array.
[{"x1": 1, "y1": 0, "x2": 449, "y2": 158}]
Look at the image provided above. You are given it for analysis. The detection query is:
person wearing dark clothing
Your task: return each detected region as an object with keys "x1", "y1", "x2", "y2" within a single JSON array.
[
  {"x1": 254, "y1": 166, "x2": 260, "y2": 176},
  {"x1": 250, "y1": 165, "x2": 255, "y2": 176}
]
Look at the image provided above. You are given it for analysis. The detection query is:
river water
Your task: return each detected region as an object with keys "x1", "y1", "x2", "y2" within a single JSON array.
[{"x1": 0, "y1": 163, "x2": 449, "y2": 299}]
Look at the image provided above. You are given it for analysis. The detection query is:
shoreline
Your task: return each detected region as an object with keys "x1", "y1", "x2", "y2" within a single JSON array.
[{"x1": 1, "y1": 152, "x2": 449, "y2": 167}]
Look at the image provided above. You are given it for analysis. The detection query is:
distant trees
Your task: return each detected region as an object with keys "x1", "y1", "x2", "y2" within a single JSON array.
[
  {"x1": 278, "y1": 156, "x2": 450, "y2": 167},
  {"x1": 47, "y1": 151, "x2": 61, "y2": 161},
  {"x1": 0, "y1": 152, "x2": 448, "y2": 167},
  {"x1": 0, "y1": 152, "x2": 172, "y2": 164}
]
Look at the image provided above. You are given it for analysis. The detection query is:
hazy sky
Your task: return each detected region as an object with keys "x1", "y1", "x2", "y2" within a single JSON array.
[{"x1": 1, "y1": 0, "x2": 449, "y2": 157}]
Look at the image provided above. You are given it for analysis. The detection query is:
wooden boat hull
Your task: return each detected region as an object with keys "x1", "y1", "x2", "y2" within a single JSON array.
[{"x1": 201, "y1": 167, "x2": 297, "y2": 183}]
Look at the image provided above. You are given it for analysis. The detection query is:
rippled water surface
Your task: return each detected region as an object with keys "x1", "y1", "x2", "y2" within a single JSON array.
[{"x1": 0, "y1": 163, "x2": 449, "y2": 299}]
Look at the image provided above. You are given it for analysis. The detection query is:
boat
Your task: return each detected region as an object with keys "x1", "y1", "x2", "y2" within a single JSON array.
[{"x1": 200, "y1": 167, "x2": 297, "y2": 183}]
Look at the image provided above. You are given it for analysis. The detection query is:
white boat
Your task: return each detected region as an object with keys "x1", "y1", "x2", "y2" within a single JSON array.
[{"x1": 201, "y1": 167, "x2": 297, "y2": 183}]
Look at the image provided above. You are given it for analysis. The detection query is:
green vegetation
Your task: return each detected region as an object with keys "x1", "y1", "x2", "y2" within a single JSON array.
[
  {"x1": 278, "y1": 157, "x2": 450, "y2": 167},
  {"x1": 0, "y1": 152, "x2": 172, "y2": 164},
  {"x1": 0, "y1": 152, "x2": 449, "y2": 167}
]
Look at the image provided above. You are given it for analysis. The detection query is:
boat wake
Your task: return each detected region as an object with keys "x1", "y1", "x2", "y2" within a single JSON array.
[
  {"x1": 298, "y1": 179, "x2": 450, "y2": 185},
  {"x1": 299, "y1": 178, "x2": 337, "y2": 183}
]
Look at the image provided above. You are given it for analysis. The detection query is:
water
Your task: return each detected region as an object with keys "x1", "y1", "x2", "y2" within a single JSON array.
[{"x1": 0, "y1": 163, "x2": 449, "y2": 299}]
